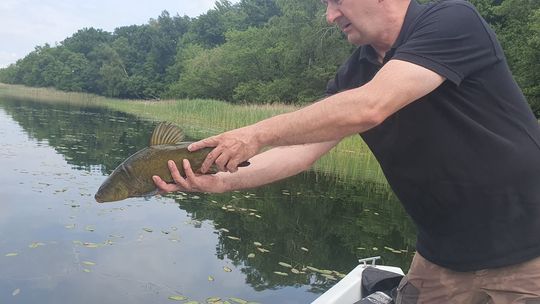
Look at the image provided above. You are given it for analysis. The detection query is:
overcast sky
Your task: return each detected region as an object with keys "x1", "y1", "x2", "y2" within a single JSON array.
[{"x1": 0, "y1": 0, "x2": 237, "y2": 68}]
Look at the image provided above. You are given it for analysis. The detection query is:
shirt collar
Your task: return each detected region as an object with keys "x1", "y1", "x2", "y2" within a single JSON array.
[{"x1": 358, "y1": 45, "x2": 381, "y2": 65}]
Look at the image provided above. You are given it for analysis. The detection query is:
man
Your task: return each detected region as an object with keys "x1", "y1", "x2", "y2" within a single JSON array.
[{"x1": 154, "y1": 0, "x2": 540, "y2": 302}]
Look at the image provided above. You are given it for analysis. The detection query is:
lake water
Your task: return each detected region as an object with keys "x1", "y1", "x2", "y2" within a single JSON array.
[{"x1": 0, "y1": 97, "x2": 415, "y2": 303}]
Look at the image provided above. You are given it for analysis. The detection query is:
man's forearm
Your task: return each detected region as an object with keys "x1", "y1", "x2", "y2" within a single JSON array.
[
  {"x1": 250, "y1": 60, "x2": 446, "y2": 149},
  {"x1": 251, "y1": 88, "x2": 380, "y2": 148},
  {"x1": 190, "y1": 60, "x2": 445, "y2": 174},
  {"x1": 218, "y1": 141, "x2": 339, "y2": 192}
]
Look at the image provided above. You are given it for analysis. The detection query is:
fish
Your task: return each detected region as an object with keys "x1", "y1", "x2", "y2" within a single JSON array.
[{"x1": 94, "y1": 122, "x2": 249, "y2": 203}]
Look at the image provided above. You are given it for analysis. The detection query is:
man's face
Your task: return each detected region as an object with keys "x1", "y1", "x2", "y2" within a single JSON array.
[{"x1": 322, "y1": 0, "x2": 382, "y2": 46}]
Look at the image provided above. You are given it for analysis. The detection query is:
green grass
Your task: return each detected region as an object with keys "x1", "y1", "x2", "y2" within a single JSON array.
[{"x1": 0, "y1": 83, "x2": 388, "y2": 185}]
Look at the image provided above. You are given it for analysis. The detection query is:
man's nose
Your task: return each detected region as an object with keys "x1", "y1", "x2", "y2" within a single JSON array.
[{"x1": 325, "y1": 4, "x2": 342, "y2": 24}]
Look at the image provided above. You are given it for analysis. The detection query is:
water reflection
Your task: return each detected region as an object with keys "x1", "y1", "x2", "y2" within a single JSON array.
[
  {"x1": 0, "y1": 98, "x2": 154, "y2": 173},
  {"x1": 0, "y1": 97, "x2": 416, "y2": 303}
]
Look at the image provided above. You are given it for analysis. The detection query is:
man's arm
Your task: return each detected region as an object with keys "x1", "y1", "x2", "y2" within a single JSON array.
[
  {"x1": 153, "y1": 140, "x2": 340, "y2": 193},
  {"x1": 191, "y1": 59, "x2": 445, "y2": 173}
]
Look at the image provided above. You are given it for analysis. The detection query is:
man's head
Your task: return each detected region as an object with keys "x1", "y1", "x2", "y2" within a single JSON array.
[{"x1": 322, "y1": 0, "x2": 410, "y2": 52}]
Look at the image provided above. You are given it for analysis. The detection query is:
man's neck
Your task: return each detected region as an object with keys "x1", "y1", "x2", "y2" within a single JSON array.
[{"x1": 371, "y1": 0, "x2": 411, "y2": 63}]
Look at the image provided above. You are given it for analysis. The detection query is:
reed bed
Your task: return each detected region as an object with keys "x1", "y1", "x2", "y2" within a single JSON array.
[{"x1": 0, "y1": 83, "x2": 388, "y2": 185}]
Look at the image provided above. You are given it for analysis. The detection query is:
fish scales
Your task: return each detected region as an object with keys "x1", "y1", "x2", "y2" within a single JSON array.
[{"x1": 118, "y1": 143, "x2": 215, "y2": 197}]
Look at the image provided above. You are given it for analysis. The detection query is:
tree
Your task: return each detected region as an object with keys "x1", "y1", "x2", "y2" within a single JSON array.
[
  {"x1": 49, "y1": 48, "x2": 89, "y2": 91},
  {"x1": 237, "y1": 0, "x2": 281, "y2": 28},
  {"x1": 1, "y1": 0, "x2": 538, "y2": 114},
  {"x1": 62, "y1": 28, "x2": 112, "y2": 57},
  {"x1": 489, "y1": 0, "x2": 540, "y2": 115},
  {"x1": 183, "y1": 0, "x2": 244, "y2": 48},
  {"x1": 0, "y1": 64, "x2": 19, "y2": 84}
]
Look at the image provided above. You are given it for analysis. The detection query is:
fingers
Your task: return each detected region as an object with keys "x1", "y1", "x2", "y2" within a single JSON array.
[
  {"x1": 152, "y1": 175, "x2": 180, "y2": 193},
  {"x1": 168, "y1": 160, "x2": 184, "y2": 184},
  {"x1": 154, "y1": 159, "x2": 224, "y2": 194},
  {"x1": 226, "y1": 157, "x2": 246, "y2": 173},
  {"x1": 206, "y1": 149, "x2": 240, "y2": 173},
  {"x1": 202, "y1": 147, "x2": 250, "y2": 173},
  {"x1": 188, "y1": 136, "x2": 218, "y2": 152},
  {"x1": 200, "y1": 146, "x2": 224, "y2": 173},
  {"x1": 168, "y1": 160, "x2": 191, "y2": 189},
  {"x1": 182, "y1": 159, "x2": 198, "y2": 182},
  {"x1": 215, "y1": 151, "x2": 232, "y2": 173},
  {"x1": 152, "y1": 160, "x2": 193, "y2": 193},
  {"x1": 191, "y1": 131, "x2": 256, "y2": 174}
]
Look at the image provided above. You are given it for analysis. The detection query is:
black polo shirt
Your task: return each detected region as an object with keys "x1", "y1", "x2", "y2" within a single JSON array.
[{"x1": 327, "y1": 0, "x2": 540, "y2": 271}]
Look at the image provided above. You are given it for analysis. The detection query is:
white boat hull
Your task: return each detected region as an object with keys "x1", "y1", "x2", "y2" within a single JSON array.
[{"x1": 312, "y1": 262, "x2": 404, "y2": 304}]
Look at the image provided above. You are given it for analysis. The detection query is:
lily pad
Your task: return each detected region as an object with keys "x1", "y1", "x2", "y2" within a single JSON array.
[
  {"x1": 311, "y1": 268, "x2": 334, "y2": 275},
  {"x1": 223, "y1": 266, "x2": 232, "y2": 272},
  {"x1": 322, "y1": 274, "x2": 337, "y2": 280},
  {"x1": 168, "y1": 295, "x2": 188, "y2": 301},
  {"x1": 83, "y1": 242, "x2": 100, "y2": 248},
  {"x1": 306, "y1": 266, "x2": 321, "y2": 272},
  {"x1": 29, "y1": 242, "x2": 45, "y2": 248},
  {"x1": 278, "y1": 262, "x2": 292, "y2": 268}
]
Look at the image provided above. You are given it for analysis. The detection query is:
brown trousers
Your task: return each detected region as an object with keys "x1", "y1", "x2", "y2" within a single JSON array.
[{"x1": 396, "y1": 253, "x2": 540, "y2": 304}]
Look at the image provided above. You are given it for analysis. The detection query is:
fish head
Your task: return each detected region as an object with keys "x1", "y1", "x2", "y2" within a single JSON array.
[{"x1": 94, "y1": 173, "x2": 130, "y2": 203}]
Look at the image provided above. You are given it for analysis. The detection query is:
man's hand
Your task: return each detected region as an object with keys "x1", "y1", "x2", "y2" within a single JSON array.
[
  {"x1": 152, "y1": 159, "x2": 226, "y2": 193},
  {"x1": 188, "y1": 126, "x2": 262, "y2": 173}
]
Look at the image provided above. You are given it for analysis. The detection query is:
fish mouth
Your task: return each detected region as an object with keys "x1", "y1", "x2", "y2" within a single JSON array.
[{"x1": 94, "y1": 193, "x2": 105, "y2": 203}]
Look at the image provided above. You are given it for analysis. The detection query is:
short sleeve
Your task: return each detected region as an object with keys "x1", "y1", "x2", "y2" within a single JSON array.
[
  {"x1": 325, "y1": 78, "x2": 338, "y2": 96},
  {"x1": 392, "y1": 1, "x2": 503, "y2": 85}
]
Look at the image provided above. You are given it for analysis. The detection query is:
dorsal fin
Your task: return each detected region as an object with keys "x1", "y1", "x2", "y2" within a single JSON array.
[{"x1": 149, "y1": 122, "x2": 184, "y2": 146}]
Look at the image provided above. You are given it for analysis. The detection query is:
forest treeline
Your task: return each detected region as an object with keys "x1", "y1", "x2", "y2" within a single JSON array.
[{"x1": 0, "y1": 0, "x2": 539, "y2": 114}]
